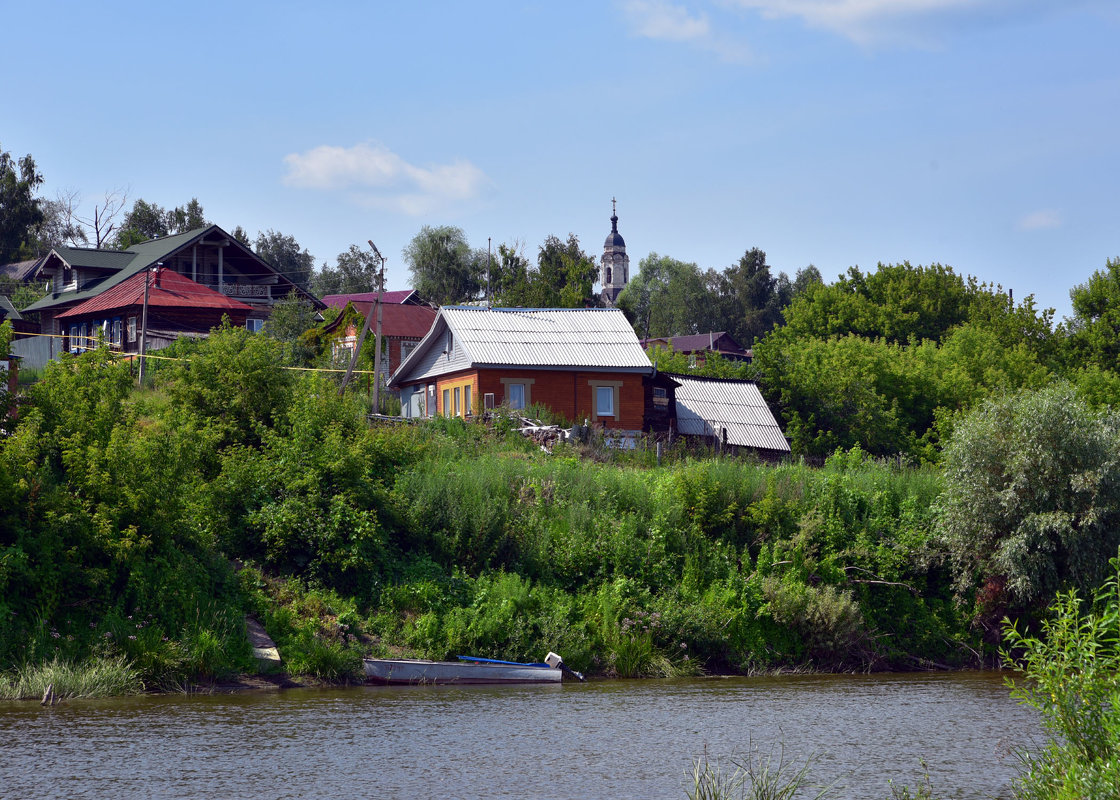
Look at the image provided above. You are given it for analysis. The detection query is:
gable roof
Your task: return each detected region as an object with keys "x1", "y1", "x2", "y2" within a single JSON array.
[
  {"x1": 670, "y1": 374, "x2": 790, "y2": 453},
  {"x1": 1, "y1": 258, "x2": 44, "y2": 283},
  {"x1": 57, "y1": 268, "x2": 254, "y2": 319},
  {"x1": 322, "y1": 290, "x2": 422, "y2": 308},
  {"x1": 321, "y1": 301, "x2": 437, "y2": 339},
  {"x1": 1, "y1": 296, "x2": 23, "y2": 321},
  {"x1": 389, "y1": 306, "x2": 652, "y2": 387},
  {"x1": 22, "y1": 225, "x2": 323, "y2": 313},
  {"x1": 642, "y1": 331, "x2": 748, "y2": 355}
]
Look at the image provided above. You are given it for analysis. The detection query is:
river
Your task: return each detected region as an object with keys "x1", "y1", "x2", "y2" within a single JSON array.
[{"x1": 0, "y1": 671, "x2": 1038, "y2": 800}]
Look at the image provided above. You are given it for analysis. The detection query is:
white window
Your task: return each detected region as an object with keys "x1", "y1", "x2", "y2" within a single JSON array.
[
  {"x1": 127, "y1": 317, "x2": 137, "y2": 343},
  {"x1": 507, "y1": 383, "x2": 525, "y2": 410},
  {"x1": 484, "y1": 393, "x2": 496, "y2": 410},
  {"x1": 70, "y1": 325, "x2": 79, "y2": 353},
  {"x1": 442, "y1": 388, "x2": 451, "y2": 417},
  {"x1": 596, "y1": 386, "x2": 615, "y2": 417},
  {"x1": 464, "y1": 385, "x2": 472, "y2": 416},
  {"x1": 653, "y1": 386, "x2": 668, "y2": 407},
  {"x1": 111, "y1": 319, "x2": 122, "y2": 347},
  {"x1": 246, "y1": 319, "x2": 264, "y2": 333},
  {"x1": 453, "y1": 387, "x2": 461, "y2": 417},
  {"x1": 79, "y1": 322, "x2": 88, "y2": 350}
]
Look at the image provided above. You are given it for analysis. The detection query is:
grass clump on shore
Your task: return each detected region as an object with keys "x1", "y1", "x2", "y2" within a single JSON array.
[{"x1": 0, "y1": 656, "x2": 143, "y2": 701}]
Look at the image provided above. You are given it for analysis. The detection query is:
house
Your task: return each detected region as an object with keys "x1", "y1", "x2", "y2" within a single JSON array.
[
  {"x1": 670, "y1": 374, "x2": 790, "y2": 458},
  {"x1": 642, "y1": 331, "x2": 752, "y2": 366},
  {"x1": 320, "y1": 300, "x2": 438, "y2": 387},
  {"x1": 55, "y1": 267, "x2": 255, "y2": 354},
  {"x1": 19, "y1": 225, "x2": 323, "y2": 364},
  {"x1": 388, "y1": 306, "x2": 656, "y2": 429}
]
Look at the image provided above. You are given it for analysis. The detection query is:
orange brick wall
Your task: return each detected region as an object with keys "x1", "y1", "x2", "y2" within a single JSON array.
[
  {"x1": 409, "y1": 368, "x2": 647, "y2": 428},
  {"x1": 475, "y1": 368, "x2": 644, "y2": 429}
]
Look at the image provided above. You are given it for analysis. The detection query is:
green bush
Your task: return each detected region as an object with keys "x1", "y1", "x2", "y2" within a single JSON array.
[{"x1": 1003, "y1": 553, "x2": 1120, "y2": 800}]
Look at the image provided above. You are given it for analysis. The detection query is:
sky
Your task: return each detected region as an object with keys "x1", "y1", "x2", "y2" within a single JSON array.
[{"x1": 4, "y1": 0, "x2": 1118, "y2": 321}]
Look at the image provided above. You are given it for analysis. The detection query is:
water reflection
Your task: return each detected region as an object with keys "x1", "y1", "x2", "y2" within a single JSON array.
[{"x1": 0, "y1": 672, "x2": 1037, "y2": 800}]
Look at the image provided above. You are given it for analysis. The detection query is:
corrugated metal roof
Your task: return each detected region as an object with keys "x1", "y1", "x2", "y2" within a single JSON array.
[
  {"x1": 672, "y1": 375, "x2": 790, "y2": 452},
  {"x1": 57, "y1": 268, "x2": 254, "y2": 318},
  {"x1": 443, "y1": 307, "x2": 653, "y2": 369}
]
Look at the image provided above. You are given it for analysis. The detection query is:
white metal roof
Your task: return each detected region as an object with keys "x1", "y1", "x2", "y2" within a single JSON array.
[
  {"x1": 672, "y1": 375, "x2": 791, "y2": 453},
  {"x1": 392, "y1": 307, "x2": 653, "y2": 386}
]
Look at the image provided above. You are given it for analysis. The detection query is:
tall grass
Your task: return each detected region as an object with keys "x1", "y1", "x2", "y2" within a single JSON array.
[{"x1": 0, "y1": 656, "x2": 143, "y2": 700}]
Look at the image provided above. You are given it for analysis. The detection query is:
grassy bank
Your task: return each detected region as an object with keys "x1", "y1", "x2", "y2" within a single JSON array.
[{"x1": 0, "y1": 328, "x2": 1065, "y2": 688}]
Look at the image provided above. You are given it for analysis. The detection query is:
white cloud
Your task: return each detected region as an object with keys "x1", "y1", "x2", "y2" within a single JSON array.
[
  {"x1": 622, "y1": 0, "x2": 711, "y2": 41},
  {"x1": 1018, "y1": 210, "x2": 1062, "y2": 231},
  {"x1": 282, "y1": 142, "x2": 487, "y2": 215},
  {"x1": 621, "y1": 0, "x2": 754, "y2": 62},
  {"x1": 726, "y1": 0, "x2": 1089, "y2": 46}
]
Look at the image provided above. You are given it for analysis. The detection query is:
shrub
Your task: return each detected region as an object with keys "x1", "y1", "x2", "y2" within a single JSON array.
[{"x1": 1002, "y1": 553, "x2": 1120, "y2": 800}]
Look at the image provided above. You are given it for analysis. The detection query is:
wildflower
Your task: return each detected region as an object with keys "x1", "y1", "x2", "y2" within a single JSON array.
[
  {"x1": 50, "y1": 631, "x2": 61, "y2": 639},
  {"x1": 103, "y1": 631, "x2": 113, "y2": 638},
  {"x1": 128, "y1": 635, "x2": 136, "y2": 641},
  {"x1": 680, "y1": 642, "x2": 687, "y2": 649}
]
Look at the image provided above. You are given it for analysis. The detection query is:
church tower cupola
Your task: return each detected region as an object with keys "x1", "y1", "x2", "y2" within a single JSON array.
[{"x1": 600, "y1": 198, "x2": 629, "y2": 306}]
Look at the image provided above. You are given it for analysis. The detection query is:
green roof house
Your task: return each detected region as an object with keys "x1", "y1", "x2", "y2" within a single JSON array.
[{"x1": 23, "y1": 225, "x2": 323, "y2": 360}]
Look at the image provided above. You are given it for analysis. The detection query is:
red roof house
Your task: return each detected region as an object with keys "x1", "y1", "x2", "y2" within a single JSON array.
[
  {"x1": 320, "y1": 301, "x2": 438, "y2": 387},
  {"x1": 56, "y1": 267, "x2": 254, "y2": 354}
]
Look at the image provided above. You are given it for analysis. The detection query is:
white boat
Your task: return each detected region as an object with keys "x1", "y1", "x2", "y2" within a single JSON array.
[{"x1": 363, "y1": 652, "x2": 577, "y2": 685}]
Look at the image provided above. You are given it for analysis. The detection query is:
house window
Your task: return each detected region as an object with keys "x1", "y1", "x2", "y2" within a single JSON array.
[
  {"x1": 79, "y1": 322, "x2": 88, "y2": 350},
  {"x1": 484, "y1": 393, "x2": 496, "y2": 410},
  {"x1": 442, "y1": 389, "x2": 450, "y2": 417},
  {"x1": 464, "y1": 385, "x2": 472, "y2": 416},
  {"x1": 453, "y1": 387, "x2": 461, "y2": 417},
  {"x1": 588, "y1": 380, "x2": 623, "y2": 421},
  {"x1": 127, "y1": 317, "x2": 137, "y2": 343},
  {"x1": 246, "y1": 319, "x2": 264, "y2": 333},
  {"x1": 111, "y1": 319, "x2": 122, "y2": 347},
  {"x1": 653, "y1": 386, "x2": 668, "y2": 407},
  {"x1": 499, "y1": 377, "x2": 534, "y2": 410},
  {"x1": 596, "y1": 386, "x2": 614, "y2": 417},
  {"x1": 401, "y1": 341, "x2": 419, "y2": 362},
  {"x1": 70, "y1": 325, "x2": 79, "y2": 353}
]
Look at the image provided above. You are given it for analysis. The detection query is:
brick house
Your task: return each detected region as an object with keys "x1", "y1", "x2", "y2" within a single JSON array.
[{"x1": 388, "y1": 307, "x2": 657, "y2": 429}]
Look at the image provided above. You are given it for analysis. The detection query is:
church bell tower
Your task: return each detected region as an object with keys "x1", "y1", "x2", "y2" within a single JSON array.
[{"x1": 600, "y1": 198, "x2": 629, "y2": 306}]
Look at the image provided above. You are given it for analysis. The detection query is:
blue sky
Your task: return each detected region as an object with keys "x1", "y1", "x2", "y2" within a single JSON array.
[{"x1": 4, "y1": 1, "x2": 1118, "y2": 320}]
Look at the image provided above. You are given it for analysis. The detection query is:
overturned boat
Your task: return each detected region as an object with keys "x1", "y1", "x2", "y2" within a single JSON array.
[{"x1": 364, "y1": 652, "x2": 581, "y2": 685}]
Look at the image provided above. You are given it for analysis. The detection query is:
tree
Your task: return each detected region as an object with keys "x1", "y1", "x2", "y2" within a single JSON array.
[
  {"x1": 265, "y1": 290, "x2": 318, "y2": 366},
  {"x1": 404, "y1": 225, "x2": 480, "y2": 306},
  {"x1": 616, "y1": 253, "x2": 714, "y2": 339},
  {"x1": 114, "y1": 199, "x2": 170, "y2": 247},
  {"x1": 254, "y1": 229, "x2": 315, "y2": 291},
  {"x1": 166, "y1": 198, "x2": 207, "y2": 234},
  {"x1": 312, "y1": 244, "x2": 380, "y2": 297},
  {"x1": 709, "y1": 248, "x2": 790, "y2": 346},
  {"x1": 1066, "y1": 257, "x2": 1120, "y2": 371},
  {"x1": 230, "y1": 225, "x2": 252, "y2": 245},
  {"x1": 0, "y1": 144, "x2": 44, "y2": 263},
  {"x1": 534, "y1": 233, "x2": 596, "y2": 308},
  {"x1": 937, "y1": 384, "x2": 1120, "y2": 614},
  {"x1": 72, "y1": 189, "x2": 128, "y2": 248},
  {"x1": 489, "y1": 242, "x2": 533, "y2": 307}
]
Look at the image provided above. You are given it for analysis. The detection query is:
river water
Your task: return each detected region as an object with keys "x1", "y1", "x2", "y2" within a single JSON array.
[{"x1": 0, "y1": 671, "x2": 1038, "y2": 800}]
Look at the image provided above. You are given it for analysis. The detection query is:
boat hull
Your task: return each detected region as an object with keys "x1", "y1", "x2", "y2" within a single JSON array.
[{"x1": 364, "y1": 658, "x2": 563, "y2": 685}]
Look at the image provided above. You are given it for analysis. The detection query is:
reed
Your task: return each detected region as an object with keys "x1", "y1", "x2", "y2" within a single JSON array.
[{"x1": 0, "y1": 656, "x2": 143, "y2": 701}]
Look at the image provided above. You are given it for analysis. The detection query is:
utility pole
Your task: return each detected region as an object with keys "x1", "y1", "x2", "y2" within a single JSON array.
[
  {"x1": 338, "y1": 241, "x2": 387, "y2": 403},
  {"x1": 370, "y1": 240, "x2": 385, "y2": 415},
  {"x1": 137, "y1": 265, "x2": 154, "y2": 385}
]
